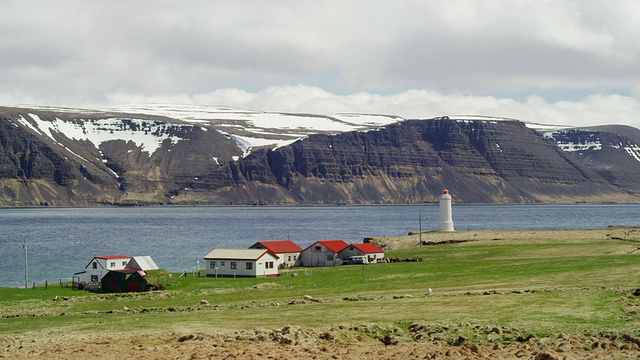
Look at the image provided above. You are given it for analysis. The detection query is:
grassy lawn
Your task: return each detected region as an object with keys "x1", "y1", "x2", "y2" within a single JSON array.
[{"x1": 2, "y1": 230, "x2": 640, "y2": 342}]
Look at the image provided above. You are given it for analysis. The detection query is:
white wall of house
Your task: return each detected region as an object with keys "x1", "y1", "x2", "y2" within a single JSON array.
[
  {"x1": 75, "y1": 256, "x2": 130, "y2": 283},
  {"x1": 278, "y1": 252, "x2": 301, "y2": 268},
  {"x1": 205, "y1": 253, "x2": 279, "y2": 278},
  {"x1": 339, "y1": 246, "x2": 385, "y2": 262},
  {"x1": 248, "y1": 242, "x2": 302, "y2": 268},
  {"x1": 299, "y1": 244, "x2": 339, "y2": 267}
]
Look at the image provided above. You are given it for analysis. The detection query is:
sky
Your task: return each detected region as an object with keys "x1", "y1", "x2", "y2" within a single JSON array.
[{"x1": 2, "y1": 1, "x2": 640, "y2": 128}]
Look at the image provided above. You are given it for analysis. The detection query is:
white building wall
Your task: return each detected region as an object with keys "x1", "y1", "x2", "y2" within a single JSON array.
[
  {"x1": 205, "y1": 254, "x2": 278, "y2": 277},
  {"x1": 300, "y1": 244, "x2": 339, "y2": 267},
  {"x1": 278, "y1": 252, "x2": 301, "y2": 268},
  {"x1": 339, "y1": 247, "x2": 385, "y2": 262},
  {"x1": 76, "y1": 257, "x2": 130, "y2": 284}
]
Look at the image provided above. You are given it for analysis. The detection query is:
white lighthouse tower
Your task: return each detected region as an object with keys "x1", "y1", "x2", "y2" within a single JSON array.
[{"x1": 438, "y1": 188, "x2": 454, "y2": 232}]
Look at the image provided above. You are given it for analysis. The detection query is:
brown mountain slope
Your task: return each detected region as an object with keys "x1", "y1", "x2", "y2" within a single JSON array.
[{"x1": 1, "y1": 106, "x2": 639, "y2": 206}]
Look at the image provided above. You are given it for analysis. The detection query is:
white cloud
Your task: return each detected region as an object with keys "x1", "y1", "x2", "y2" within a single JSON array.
[
  {"x1": 94, "y1": 85, "x2": 640, "y2": 130},
  {"x1": 1, "y1": 1, "x2": 640, "y2": 129}
]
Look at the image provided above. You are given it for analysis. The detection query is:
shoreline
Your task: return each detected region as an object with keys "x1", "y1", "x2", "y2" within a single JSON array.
[
  {"x1": 1, "y1": 202, "x2": 640, "y2": 209},
  {"x1": 368, "y1": 226, "x2": 640, "y2": 250}
]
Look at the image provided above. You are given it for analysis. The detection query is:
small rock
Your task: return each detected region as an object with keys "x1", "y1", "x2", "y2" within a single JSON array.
[
  {"x1": 452, "y1": 336, "x2": 467, "y2": 346},
  {"x1": 200, "y1": 300, "x2": 209, "y2": 305},
  {"x1": 319, "y1": 332, "x2": 334, "y2": 341}
]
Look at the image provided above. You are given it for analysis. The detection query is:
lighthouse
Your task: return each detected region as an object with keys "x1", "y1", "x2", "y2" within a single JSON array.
[{"x1": 438, "y1": 188, "x2": 454, "y2": 232}]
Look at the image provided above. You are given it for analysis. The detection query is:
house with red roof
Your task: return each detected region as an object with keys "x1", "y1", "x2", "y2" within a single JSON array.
[
  {"x1": 339, "y1": 243, "x2": 385, "y2": 264},
  {"x1": 249, "y1": 240, "x2": 303, "y2": 268},
  {"x1": 74, "y1": 255, "x2": 131, "y2": 284},
  {"x1": 299, "y1": 240, "x2": 349, "y2": 267}
]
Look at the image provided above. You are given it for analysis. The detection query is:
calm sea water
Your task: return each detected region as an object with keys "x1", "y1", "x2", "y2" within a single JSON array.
[{"x1": 1, "y1": 204, "x2": 639, "y2": 288}]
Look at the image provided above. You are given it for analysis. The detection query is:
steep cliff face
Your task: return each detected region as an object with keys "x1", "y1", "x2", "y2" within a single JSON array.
[
  {"x1": 0, "y1": 107, "x2": 242, "y2": 205},
  {"x1": 543, "y1": 125, "x2": 640, "y2": 196},
  {"x1": 190, "y1": 119, "x2": 628, "y2": 205},
  {"x1": 0, "y1": 114, "x2": 119, "y2": 205},
  {"x1": 1, "y1": 105, "x2": 639, "y2": 206}
]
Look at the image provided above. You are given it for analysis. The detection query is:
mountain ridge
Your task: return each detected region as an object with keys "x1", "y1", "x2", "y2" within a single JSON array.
[{"x1": 1, "y1": 105, "x2": 639, "y2": 206}]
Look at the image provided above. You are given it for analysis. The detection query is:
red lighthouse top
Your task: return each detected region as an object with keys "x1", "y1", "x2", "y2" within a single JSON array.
[{"x1": 443, "y1": 188, "x2": 449, "y2": 194}]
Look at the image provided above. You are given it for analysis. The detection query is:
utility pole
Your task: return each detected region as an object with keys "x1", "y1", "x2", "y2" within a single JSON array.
[
  {"x1": 419, "y1": 209, "x2": 422, "y2": 247},
  {"x1": 23, "y1": 236, "x2": 28, "y2": 289}
]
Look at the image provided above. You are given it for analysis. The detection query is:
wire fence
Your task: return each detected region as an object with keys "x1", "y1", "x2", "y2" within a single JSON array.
[{"x1": 22, "y1": 278, "x2": 75, "y2": 290}]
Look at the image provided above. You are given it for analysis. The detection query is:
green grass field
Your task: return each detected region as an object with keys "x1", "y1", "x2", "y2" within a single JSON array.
[{"x1": 2, "y1": 229, "x2": 640, "y2": 344}]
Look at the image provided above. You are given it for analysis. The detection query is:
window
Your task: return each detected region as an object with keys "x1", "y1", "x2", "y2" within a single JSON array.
[
  {"x1": 349, "y1": 246, "x2": 354, "y2": 251},
  {"x1": 122, "y1": 261, "x2": 127, "y2": 266},
  {"x1": 221, "y1": 261, "x2": 226, "y2": 266},
  {"x1": 210, "y1": 261, "x2": 217, "y2": 269},
  {"x1": 265, "y1": 261, "x2": 274, "y2": 269},
  {"x1": 315, "y1": 246, "x2": 322, "y2": 251},
  {"x1": 288, "y1": 256, "x2": 291, "y2": 261},
  {"x1": 90, "y1": 275, "x2": 98, "y2": 282},
  {"x1": 92, "y1": 262, "x2": 97, "y2": 269},
  {"x1": 294, "y1": 256, "x2": 297, "y2": 260},
  {"x1": 327, "y1": 255, "x2": 333, "y2": 261},
  {"x1": 110, "y1": 262, "x2": 115, "y2": 267},
  {"x1": 246, "y1": 262, "x2": 253, "y2": 270},
  {"x1": 230, "y1": 262, "x2": 237, "y2": 269}
]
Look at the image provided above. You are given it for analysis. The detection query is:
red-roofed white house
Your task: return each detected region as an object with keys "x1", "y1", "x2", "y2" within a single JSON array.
[
  {"x1": 299, "y1": 240, "x2": 349, "y2": 267},
  {"x1": 74, "y1": 255, "x2": 131, "y2": 284},
  {"x1": 249, "y1": 240, "x2": 303, "y2": 268},
  {"x1": 339, "y1": 243, "x2": 385, "y2": 264}
]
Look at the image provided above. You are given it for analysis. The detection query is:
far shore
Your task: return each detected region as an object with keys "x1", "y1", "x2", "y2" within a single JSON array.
[{"x1": 368, "y1": 226, "x2": 640, "y2": 250}]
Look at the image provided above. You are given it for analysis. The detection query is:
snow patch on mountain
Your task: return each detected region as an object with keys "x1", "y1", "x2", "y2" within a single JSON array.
[
  {"x1": 105, "y1": 105, "x2": 404, "y2": 154},
  {"x1": 556, "y1": 141, "x2": 603, "y2": 152},
  {"x1": 611, "y1": 143, "x2": 640, "y2": 162},
  {"x1": 23, "y1": 114, "x2": 184, "y2": 155},
  {"x1": 543, "y1": 130, "x2": 603, "y2": 152}
]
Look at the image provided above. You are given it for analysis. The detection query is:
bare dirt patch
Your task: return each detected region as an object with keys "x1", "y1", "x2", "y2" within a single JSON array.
[{"x1": 3, "y1": 324, "x2": 640, "y2": 359}]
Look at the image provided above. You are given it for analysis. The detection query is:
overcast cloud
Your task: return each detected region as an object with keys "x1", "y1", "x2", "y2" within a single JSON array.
[{"x1": 2, "y1": 1, "x2": 640, "y2": 128}]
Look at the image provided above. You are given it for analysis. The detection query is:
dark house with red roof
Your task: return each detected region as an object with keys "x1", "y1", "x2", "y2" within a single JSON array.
[
  {"x1": 299, "y1": 240, "x2": 349, "y2": 267},
  {"x1": 249, "y1": 240, "x2": 303, "y2": 268},
  {"x1": 100, "y1": 269, "x2": 148, "y2": 293}
]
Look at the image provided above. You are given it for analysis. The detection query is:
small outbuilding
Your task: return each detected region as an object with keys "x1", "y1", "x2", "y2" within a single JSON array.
[
  {"x1": 100, "y1": 269, "x2": 148, "y2": 293},
  {"x1": 339, "y1": 243, "x2": 385, "y2": 264},
  {"x1": 249, "y1": 240, "x2": 303, "y2": 268},
  {"x1": 204, "y1": 248, "x2": 280, "y2": 278},
  {"x1": 299, "y1": 240, "x2": 349, "y2": 267}
]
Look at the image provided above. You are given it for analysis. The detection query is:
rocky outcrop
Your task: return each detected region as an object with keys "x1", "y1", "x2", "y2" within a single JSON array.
[{"x1": 1, "y1": 106, "x2": 640, "y2": 206}]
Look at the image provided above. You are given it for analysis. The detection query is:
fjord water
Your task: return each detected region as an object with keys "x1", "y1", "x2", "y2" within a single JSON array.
[{"x1": 1, "y1": 204, "x2": 639, "y2": 288}]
